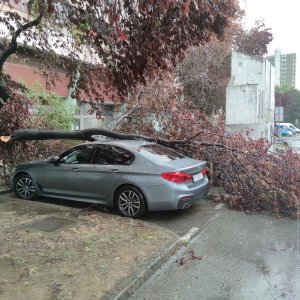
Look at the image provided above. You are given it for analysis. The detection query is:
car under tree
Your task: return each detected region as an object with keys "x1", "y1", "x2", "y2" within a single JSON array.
[{"x1": 10, "y1": 139, "x2": 209, "y2": 218}]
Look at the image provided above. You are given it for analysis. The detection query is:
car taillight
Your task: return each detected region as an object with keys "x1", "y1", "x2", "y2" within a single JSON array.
[
  {"x1": 201, "y1": 169, "x2": 207, "y2": 175},
  {"x1": 161, "y1": 171, "x2": 192, "y2": 183}
]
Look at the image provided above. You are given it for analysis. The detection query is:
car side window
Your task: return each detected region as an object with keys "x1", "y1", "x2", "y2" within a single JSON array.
[
  {"x1": 92, "y1": 145, "x2": 134, "y2": 165},
  {"x1": 60, "y1": 145, "x2": 94, "y2": 164}
]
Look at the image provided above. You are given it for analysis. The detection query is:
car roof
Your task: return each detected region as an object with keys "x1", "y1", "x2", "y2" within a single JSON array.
[
  {"x1": 82, "y1": 139, "x2": 155, "y2": 149},
  {"x1": 278, "y1": 123, "x2": 293, "y2": 126}
]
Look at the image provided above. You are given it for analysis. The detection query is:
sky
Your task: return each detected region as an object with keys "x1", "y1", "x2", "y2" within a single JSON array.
[{"x1": 240, "y1": 0, "x2": 300, "y2": 88}]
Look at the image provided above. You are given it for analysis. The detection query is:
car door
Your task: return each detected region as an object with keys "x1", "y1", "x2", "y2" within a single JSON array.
[
  {"x1": 79, "y1": 145, "x2": 134, "y2": 202},
  {"x1": 40, "y1": 145, "x2": 94, "y2": 197}
]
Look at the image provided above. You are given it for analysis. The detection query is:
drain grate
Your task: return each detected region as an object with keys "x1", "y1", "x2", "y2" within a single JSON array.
[{"x1": 28, "y1": 216, "x2": 75, "y2": 232}]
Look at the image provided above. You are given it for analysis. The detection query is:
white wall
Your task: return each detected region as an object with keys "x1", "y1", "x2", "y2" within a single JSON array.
[{"x1": 226, "y1": 52, "x2": 275, "y2": 141}]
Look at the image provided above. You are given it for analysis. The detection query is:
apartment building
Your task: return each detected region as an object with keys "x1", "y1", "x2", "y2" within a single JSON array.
[{"x1": 267, "y1": 50, "x2": 296, "y2": 88}]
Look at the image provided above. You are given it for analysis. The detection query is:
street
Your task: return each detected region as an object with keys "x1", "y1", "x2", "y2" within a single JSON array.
[
  {"x1": 132, "y1": 202, "x2": 300, "y2": 300},
  {"x1": 283, "y1": 134, "x2": 300, "y2": 153}
]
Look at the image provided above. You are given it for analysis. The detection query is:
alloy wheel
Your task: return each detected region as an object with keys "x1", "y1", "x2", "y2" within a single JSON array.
[
  {"x1": 118, "y1": 189, "x2": 141, "y2": 217},
  {"x1": 15, "y1": 177, "x2": 36, "y2": 199}
]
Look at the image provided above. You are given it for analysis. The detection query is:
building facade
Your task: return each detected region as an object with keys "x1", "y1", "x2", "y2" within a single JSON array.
[
  {"x1": 226, "y1": 52, "x2": 275, "y2": 142},
  {"x1": 267, "y1": 50, "x2": 296, "y2": 88}
]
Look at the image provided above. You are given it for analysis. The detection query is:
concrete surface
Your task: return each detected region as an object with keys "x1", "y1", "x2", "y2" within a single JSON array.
[
  {"x1": 0, "y1": 193, "x2": 179, "y2": 300},
  {"x1": 130, "y1": 207, "x2": 300, "y2": 300},
  {"x1": 144, "y1": 197, "x2": 220, "y2": 236},
  {"x1": 286, "y1": 134, "x2": 300, "y2": 153},
  {"x1": 2, "y1": 186, "x2": 300, "y2": 300}
]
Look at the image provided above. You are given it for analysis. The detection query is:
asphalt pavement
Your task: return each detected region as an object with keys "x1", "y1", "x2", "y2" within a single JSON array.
[
  {"x1": 131, "y1": 206, "x2": 300, "y2": 300},
  {"x1": 284, "y1": 134, "x2": 300, "y2": 153},
  {"x1": 144, "y1": 198, "x2": 220, "y2": 236}
]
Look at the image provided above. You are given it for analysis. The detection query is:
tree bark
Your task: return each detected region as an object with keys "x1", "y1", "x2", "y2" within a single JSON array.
[{"x1": 7, "y1": 128, "x2": 191, "y2": 147}]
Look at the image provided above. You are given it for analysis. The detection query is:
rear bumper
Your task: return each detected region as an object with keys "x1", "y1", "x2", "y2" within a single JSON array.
[
  {"x1": 145, "y1": 176, "x2": 210, "y2": 211},
  {"x1": 176, "y1": 186, "x2": 209, "y2": 209}
]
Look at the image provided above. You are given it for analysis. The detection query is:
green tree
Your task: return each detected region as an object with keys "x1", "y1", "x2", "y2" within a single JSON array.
[
  {"x1": 284, "y1": 90, "x2": 300, "y2": 124},
  {"x1": 275, "y1": 84, "x2": 293, "y2": 94},
  {"x1": 26, "y1": 82, "x2": 75, "y2": 131},
  {"x1": 275, "y1": 86, "x2": 300, "y2": 124}
]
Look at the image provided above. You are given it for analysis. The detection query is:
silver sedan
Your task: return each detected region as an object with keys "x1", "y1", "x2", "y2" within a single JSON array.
[{"x1": 10, "y1": 140, "x2": 209, "y2": 218}]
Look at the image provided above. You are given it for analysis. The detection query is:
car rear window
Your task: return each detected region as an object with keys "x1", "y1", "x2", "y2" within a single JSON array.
[{"x1": 139, "y1": 144, "x2": 184, "y2": 161}]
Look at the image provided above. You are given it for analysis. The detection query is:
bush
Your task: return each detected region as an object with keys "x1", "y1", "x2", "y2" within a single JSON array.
[
  {"x1": 0, "y1": 84, "x2": 77, "y2": 184},
  {"x1": 26, "y1": 82, "x2": 75, "y2": 131}
]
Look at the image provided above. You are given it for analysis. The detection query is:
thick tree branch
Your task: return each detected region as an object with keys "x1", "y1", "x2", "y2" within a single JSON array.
[
  {"x1": 1, "y1": 128, "x2": 276, "y2": 158},
  {"x1": 0, "y1": 13, "x2": 43, "y2": 72},
  {"x1": 5, "y1": 128, "x2": 190, "y2": 147},
  {"x1": 0, "y1": 13, "x2": 42, "y2": 108}
]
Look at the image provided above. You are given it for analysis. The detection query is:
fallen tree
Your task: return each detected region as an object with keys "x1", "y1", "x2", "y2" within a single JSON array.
[
  {"x1": 1, "y1": 123, "x2": 299, "y2": 219},
  {"x1": 2, "y1": 76, "x2": 299, "y2": 218}
]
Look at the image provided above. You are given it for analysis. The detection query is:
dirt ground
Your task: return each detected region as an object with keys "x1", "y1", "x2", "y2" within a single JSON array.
[{"x1": 0, "y1": 198, "x2": 177, "y2": 300}]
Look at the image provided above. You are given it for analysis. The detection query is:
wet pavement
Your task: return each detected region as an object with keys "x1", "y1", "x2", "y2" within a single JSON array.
[
  {"x1": 144, "y1": 198, "x2": 219, "y2": 236},
  {"x1": 131, "y1": 206, "x2": 300, "y2": 300},
  {"x1": 283, "y1": 134, "x2": 300, "y2": 153}
]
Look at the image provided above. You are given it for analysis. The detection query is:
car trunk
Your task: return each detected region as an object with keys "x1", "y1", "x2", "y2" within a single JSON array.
[{"x1": 164, "y1": 158, "x2": 206, "y2": 174}]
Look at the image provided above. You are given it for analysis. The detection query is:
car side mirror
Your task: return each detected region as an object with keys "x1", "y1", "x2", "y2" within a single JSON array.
[{"x1": 49, "y1": 156, "x2": 60, "y2": 164}]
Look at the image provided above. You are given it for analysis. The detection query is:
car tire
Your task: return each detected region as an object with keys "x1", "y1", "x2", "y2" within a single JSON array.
[
  {"x1": 115, "y1": 186, "x2": 147, "y2": 218},
  {"x1": 14, "y1": 174, "x2": 37, "y2": 200}
]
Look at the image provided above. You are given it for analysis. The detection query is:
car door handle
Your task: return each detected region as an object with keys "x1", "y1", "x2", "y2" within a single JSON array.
[
  {"x1": 72, "y1": 168, "x2": 80, "y2": 172},
  {"x1": 108, "y1": 169, "x2": 120, "y2": 173}
]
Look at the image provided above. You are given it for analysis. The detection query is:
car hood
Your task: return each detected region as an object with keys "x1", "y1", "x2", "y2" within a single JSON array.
[{"x1": 18, "y1": 159, "x2": 49, "y2": 167}]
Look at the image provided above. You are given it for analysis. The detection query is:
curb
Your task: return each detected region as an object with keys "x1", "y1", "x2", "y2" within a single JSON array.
[
  {"x1": 113, "y1": 227, "x2": 201, "y2": 300},
  {"x1": 111, "y1": 212, "x2": 222, "y2": 300},
  {"x1": 113, "y1": 239, "x2": 182, "y2": 300},
  {"x1": 0, "y1": 186, "x2": 11, "y2": 195}
]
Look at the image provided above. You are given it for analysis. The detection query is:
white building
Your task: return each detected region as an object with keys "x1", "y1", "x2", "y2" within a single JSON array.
[{"x1": 226, "y1": 52, "x2": 275, "y2": 141}]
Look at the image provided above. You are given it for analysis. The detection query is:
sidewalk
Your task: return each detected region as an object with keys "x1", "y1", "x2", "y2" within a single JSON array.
[{"x1": 0, "y1": 193, "x2": 179, "y2": 300}]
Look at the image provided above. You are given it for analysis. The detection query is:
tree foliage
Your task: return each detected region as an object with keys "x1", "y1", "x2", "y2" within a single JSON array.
[
  {"x1": 275, "y1": 86, "x2": 300, "y2": 124},
  {"x1": 233, "y1": 20, "x2": 273, "y2": 57},
  {"x1": 0, "y1": 0, "x2": 239, "y2": 110},
  {"x1": 178, "y1": 37, "x2": 232, "y2": 114},
  {"x1": 113, "y1": 78, "x2": 300, "y2": 218},
  {"x1": 0, "y1": 83, "x2": 75, "y2": 181},
  {"x1": 178, "y1": 19, "x2": 273, "y2": 114},
  {"x1": 26, "y1": 82, "x2": 75, "y2": 131},
  {"x1": 284, "y1": 90, "x2": 300, "y2": 124}
]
